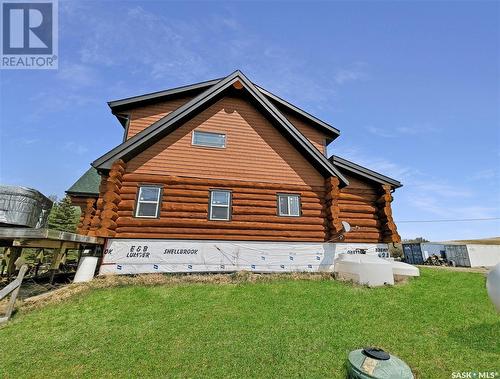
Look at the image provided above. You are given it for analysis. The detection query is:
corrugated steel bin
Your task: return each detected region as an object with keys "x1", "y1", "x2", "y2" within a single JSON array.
[{"x1": 0, "y1": 185, "x2": 53, "y2": 228}]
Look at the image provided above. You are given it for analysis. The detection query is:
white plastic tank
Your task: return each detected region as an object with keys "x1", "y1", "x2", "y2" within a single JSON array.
[
  {"x1": 74, "y1": 253, "x2": 99, "y2": 283},
  {"x1": 334, "y1": 253, "x2": 394, "y2": 287},
  {"x1": 390, "y1": 261, "x2": 420, "y2": 282}
]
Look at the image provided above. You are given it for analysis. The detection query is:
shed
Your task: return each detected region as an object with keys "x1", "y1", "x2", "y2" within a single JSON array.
[
  {"x1": 442, "y1": 238, "x2": 500, "y2": 267},
  {"x1": 404, "y1": 238, "x2": 500, "y2": 268}
]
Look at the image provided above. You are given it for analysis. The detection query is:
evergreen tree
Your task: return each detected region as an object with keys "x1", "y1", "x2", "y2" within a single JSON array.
[{"x1": 48, "y1": 196, "x2": 80, "y2": 232}]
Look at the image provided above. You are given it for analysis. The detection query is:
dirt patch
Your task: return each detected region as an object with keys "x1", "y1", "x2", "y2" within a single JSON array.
[{"x1": 0, "y1": 279, "x2": 66, "y2": 314}]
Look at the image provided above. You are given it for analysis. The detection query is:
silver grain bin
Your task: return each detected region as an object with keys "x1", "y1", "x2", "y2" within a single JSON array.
[{"x1": 0, "y1": 185, "x2": 53, "y2": 228}]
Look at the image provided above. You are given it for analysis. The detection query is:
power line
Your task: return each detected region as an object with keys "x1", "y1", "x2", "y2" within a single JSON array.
[{"x1": 396, "y1": 217, "x2": 500, "y2": 223}]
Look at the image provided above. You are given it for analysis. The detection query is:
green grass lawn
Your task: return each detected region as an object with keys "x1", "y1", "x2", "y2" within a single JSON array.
[{"x1": 0, "y1": 268, "x2": 498, "y2": 378}]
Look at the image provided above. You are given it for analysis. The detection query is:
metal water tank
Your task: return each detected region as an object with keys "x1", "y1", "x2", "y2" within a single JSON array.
[
  {"x1": 0, "y1": 185, "x2": 53, "y2": 228},
  {"x1": 347, "y1": 348, "x2": 414, "y2": 379}
]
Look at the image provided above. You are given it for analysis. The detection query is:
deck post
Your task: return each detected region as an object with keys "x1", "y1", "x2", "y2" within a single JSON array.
[
  {"x1": 0, "y1": 252, "x2": 5, "y2": 276},
  {"x1": 6, "y1": 246, "x2": 22, "y2": 279},
  {"x1": 49, "y1": 242, "x2": 69, "y2": 284}
]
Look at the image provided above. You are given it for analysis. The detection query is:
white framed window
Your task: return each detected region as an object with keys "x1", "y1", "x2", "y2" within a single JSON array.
[
  {"x1": 209, "y1": 190, "x2": 231, "y2": 220},
  {"x1": 277, "y1": 194, "x2": 301, "y2": 217},
  {"x1": 135, "y1": 186, "x2": 162, "y2": 218},
  {"x1": 192, "y1": 130, "x2": 226, "y2": 148}
]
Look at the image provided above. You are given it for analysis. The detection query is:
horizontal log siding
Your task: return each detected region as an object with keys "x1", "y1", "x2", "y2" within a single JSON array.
[
  {"x1": 337, "y1": 174, "x2": 384, "y2": 242},
  {"x1": 126, "y1": 96, "x2": 194, "y2": 139},
  {"x1": 281, "y1": 110, "x2": 326, "y2": 155},
  {"x1": 115, "y1": 175, "x2": 327, "y2": 242},
  {"x1": 127, "y1": 96, "x2": 324, "y2": 187}
]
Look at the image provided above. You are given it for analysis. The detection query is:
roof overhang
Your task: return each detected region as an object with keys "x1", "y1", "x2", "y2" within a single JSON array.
[
  {"x1": 108, "y1": 78, "x2": 221, "y2": 113},
  {"x1": 107, "y1": 77, "x2": 340, "y2": 139},
  {"x1": 66, "y1": 191, "x2": 99, "y2": 198},
  {"x1": 330, "y1": 155, "x2": 402, "y2": 188}
]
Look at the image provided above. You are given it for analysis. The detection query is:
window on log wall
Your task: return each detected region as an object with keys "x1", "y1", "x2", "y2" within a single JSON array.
[
  {"x1": 277, "y1": 194, "x2": 301, "y2": 217},
  {"x1": 209, "y1": 190, "x2": 232, "y2": 221},
  {"x1": 135, "y1": 186, "x2": 162, "y2": 218}
]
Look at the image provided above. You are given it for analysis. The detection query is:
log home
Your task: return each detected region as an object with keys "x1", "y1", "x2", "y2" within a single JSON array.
[{"x1": 67, "y1": 70, "x2": 401, "y2": 274}]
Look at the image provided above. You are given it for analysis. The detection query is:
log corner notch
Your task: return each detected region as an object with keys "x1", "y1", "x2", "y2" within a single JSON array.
[
  {"x1": 68, "y1": 196, "x2": 97, "y2": 235},
  {"x1": 377, "y1": 184, "x2": 401, "y2": 243},
  {"x1": 324, "y1": 176, "x2": 343, "y2": 241},
  {"x1": 76, "y1": 198, "x2": 97, "y2": 235},
  {"x1": 88, "y1": 159, "x2": 126, "y2": 238}
]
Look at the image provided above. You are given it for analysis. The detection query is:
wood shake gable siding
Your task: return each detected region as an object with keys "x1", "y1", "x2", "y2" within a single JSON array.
[
  {"x1": 126, "y1": 96, "x2": 195, "y2": 139},
  {"x1": 281, "y1": 110, "x2": 327, "y2": 155},
  {"x1": 127, "y1": 96, "x2": 325, "y2": 187},
  {"x1": 123, "y1": 95, "x2": 330, "y2": 155}
]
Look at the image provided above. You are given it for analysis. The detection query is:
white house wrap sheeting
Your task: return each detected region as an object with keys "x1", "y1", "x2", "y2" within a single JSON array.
[
  {"x1": 100, "y1": 239, "x2": 334, "y2": 275},
  {"x1": 99, "y1": 239, "x2": 391, "y2": 275}
]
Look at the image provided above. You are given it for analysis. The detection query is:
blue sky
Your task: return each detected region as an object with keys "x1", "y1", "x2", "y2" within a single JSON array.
[{"x1": 0, "y1": 0, "x2": 499, "y2": 241}]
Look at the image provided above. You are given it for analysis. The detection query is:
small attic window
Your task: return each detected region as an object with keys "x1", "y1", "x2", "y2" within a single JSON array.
[{"x1": 192, "y1": 130, "x2": 226, "y2": 148}]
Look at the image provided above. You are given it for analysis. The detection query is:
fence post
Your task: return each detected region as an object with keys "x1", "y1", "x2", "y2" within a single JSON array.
[{"x1": 0, "y1": 264, "x2": 28, "y2": 325}]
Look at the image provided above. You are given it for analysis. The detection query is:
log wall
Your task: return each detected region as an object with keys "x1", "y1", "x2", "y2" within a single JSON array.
[
  {"x1": 81, "y1": 170, "x2": 400, "y2": 242},
  {"x1": 335, "y1": 174, "x2": 401, "y2": 243},
  {"x1": 114, "y1": 173, "x2": 327, "y2": 242},
  {"x1": 337, "y1": 174, "x2": 382, "y2": 242}
]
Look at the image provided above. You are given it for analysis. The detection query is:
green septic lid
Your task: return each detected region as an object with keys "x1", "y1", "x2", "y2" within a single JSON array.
[{"x1": 347, "y1": 348, "x2": 414, "y2": 379}]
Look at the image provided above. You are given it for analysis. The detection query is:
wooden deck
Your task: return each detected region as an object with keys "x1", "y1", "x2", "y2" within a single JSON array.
[{"x1": 0, "y1": 227, "x2": 104, "y2": 281}]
